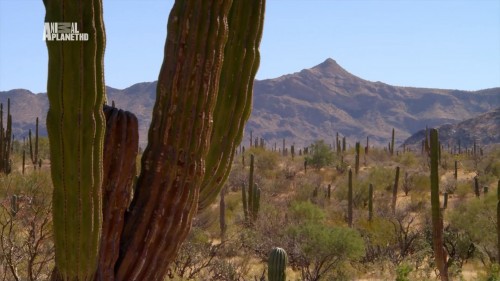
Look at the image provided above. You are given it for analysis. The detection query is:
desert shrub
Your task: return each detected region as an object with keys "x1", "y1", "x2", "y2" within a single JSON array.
[
  {"x1": 306, "y1": 140, "x2": 335, "y2": 170},
  {"x1": 448, "y1": 191, "x2": 497, "y2": 263}
]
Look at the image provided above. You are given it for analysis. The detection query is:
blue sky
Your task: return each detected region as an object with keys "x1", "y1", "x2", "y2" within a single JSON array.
[{"x1": 0, "y1": 0, "x2": 499, "y2": 93}]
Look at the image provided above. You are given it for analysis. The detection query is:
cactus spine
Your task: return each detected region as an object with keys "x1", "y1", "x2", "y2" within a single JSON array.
[
  {"x1": 392, "y1": 166, "x2": 400, "y2": 214},
  {"x1": 268, "y1": 247, "x2": 287, "y2": 281},
  {"x1": 430, "y1": 129, "x2": 449, "y2": 281},
  {"x1": 44, "y1": 0, "x2": 106, "y2": 278}
]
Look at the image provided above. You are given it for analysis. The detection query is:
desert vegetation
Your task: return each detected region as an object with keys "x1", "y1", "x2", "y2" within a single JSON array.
[{"x1": 1, "y1": 125, "x2": 499, "y2": 280}]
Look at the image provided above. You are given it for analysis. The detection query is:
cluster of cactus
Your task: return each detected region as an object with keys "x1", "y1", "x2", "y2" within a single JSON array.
[
  {"x1": 44, "y1": 0, "x2": 265, "y2": 279},
  {"x1": 268, "y1": 247, "x2": 287, "y2": 281},
  {"x1": 243, "y1": 154, "x2": 261, "y2": 222},
  {"x1": 0, "y1": 99, "x2": 12, "y2": 174},
  {"x1": 429, "y1": 129, "x2": 449, "y2": 280}
]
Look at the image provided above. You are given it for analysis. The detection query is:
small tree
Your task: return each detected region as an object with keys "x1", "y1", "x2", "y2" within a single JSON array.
[{"x1": 306, "y1": 140, "x2": 335, "y2": 170}]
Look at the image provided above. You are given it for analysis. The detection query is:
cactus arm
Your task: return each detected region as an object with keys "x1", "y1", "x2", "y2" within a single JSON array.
[{"x1": 198, "y1": 0, "x2": 265, "y2": 211}]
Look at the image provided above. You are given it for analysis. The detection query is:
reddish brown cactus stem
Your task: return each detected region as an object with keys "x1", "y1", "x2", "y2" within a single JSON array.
[
  {"x1": 115, "y1": 1, "x2": 234, "y2": 280},
  {"x1": 95, "y1": 106, "x2": 138, "y2": 281}
]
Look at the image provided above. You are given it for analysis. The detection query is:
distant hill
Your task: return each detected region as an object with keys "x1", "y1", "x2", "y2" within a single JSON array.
[
  {"x1": 1, "y1": 58, "x2": 499, "y2": 148},
  {"x1": 402, "y1": 107, "x2": 500, "y2": 149}
]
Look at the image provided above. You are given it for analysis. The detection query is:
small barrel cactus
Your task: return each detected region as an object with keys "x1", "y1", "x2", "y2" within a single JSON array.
[{"x1": 268, "y1": 247, "x2": 287, "y2": 281}]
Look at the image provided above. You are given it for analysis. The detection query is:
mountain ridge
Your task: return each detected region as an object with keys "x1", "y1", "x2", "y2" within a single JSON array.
[{"x1": 1, "y1": 58, "x2": 499, "y2": 148}]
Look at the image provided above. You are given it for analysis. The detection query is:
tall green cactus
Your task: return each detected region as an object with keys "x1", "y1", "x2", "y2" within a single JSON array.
[
  {"x1": 391, "y1": 128, "x2": 395, "y2": 156},
  {"x1": 355, "y1": 141, "x2": 360, "y2": 175},
  {"x1": 10, "y1": 194, "x2": 18, "y2": 217},
  {"x1": 0, "y1": 99, "x2": 12, "y2": 174},
  {"x1": 29, "y1": 117, "x2": 39, "y2": 170},
  {"x1": 429, "y1": 129, "x2": 449, "y2": 281},
  {"x1": 268, "y1": 247, "x2": 287, "y2": 281},
  {"x1": 368, "y1": 184, "x2": 373, "y2": 222},
  {"x1": 242, "y1": 182, "x2": 248, "y2": 221},
  {"x1": 392, "y1": 166, "x2": 400, "y2": 214},
  {"x1": 348, "y1": 169, "x2": 353, "y2": 228},
  {"x1": 497, "y1": 179, "x2": 500, "y2": 265},
  {"x1": 44, "y1": 0, "x2": 106, "y2": 279}
]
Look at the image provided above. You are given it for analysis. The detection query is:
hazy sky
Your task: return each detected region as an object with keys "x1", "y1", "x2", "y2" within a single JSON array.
[{"x1": 0, "y1": 0, "x2": 499, "y2": 93}]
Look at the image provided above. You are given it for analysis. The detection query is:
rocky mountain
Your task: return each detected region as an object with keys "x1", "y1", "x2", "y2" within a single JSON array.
[
  {"x1": 1, "y1": 58, "x2": 499, "y2": 148},
  {"x1": 248, "y1": 58, "x2": 499, "y2": 148},
  {"x1": 402, "y1": 107, "x2": 500, "y2": 149}
]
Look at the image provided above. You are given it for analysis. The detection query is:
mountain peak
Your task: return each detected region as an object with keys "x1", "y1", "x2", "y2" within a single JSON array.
[{"x1": 311, "y1": 58, "x2": 356, "y2": 79}]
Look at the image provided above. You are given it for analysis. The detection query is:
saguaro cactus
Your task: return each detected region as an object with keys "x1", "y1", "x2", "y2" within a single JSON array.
[
  {"x1": 268, "y1": 247, "x2": 287, "y2": 281},
  {"x1": 392, "y1": 166, "x2": 400, "y2": 214},
  {"x1": 497, "y1": 179, "x2": 500, "y2": 265},
  {"x1": 44, "y1": 0, "x2": 106, "y2": 279},
  {"x1": 348, "y1": 169, "x2": 353, "y2": 227},
  {"x1": 368, "y1": 184, "x2": 373, "y2": 222},
  {"x1": 390, "y1": 128, "x2": 395, "y2": 156},
  {"x1": 0, "y1": 99, "x2": 12, "y2": 174},
  {"x1": 355, "y1": 142, "x2": 360, "y2": 175},
  {"x1": 429, "y1": 129, "x2": 449, "y2": 281},
  {"x1": 29, "y1": 117, "x2": 39, "y2": 170}
]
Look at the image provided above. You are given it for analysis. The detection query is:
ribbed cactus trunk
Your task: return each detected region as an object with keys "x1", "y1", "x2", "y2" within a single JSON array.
[
  {"x1": 44, "y1": 0, "x2": 106, "y2": 279},
  {"x1": 95, "y1": 106, "x2": 138, "y2": 281},
  {"x1": 268, "y1": 247, "x2": 287, "y2": 281},
  {"x1": 29, "y1": 117, "x2": 39, "y2": 169},
  {"x1": 430, "y1": 129, "x2": 449, "y2": 281},
  {"x1": 474, "y1": 176, "x2": 480, "y2": 198},
  {"x1": 116, "y1": 2, "x2": 265, "y2": 279},
  {"x1": 392, "y1": 166, "x2": 400, "y2": 214}
]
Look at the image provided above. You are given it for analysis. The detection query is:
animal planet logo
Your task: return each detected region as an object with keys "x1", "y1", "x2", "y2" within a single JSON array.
[{"x1": 43, "y1": 22, "x2": 88, "y2": 41}]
